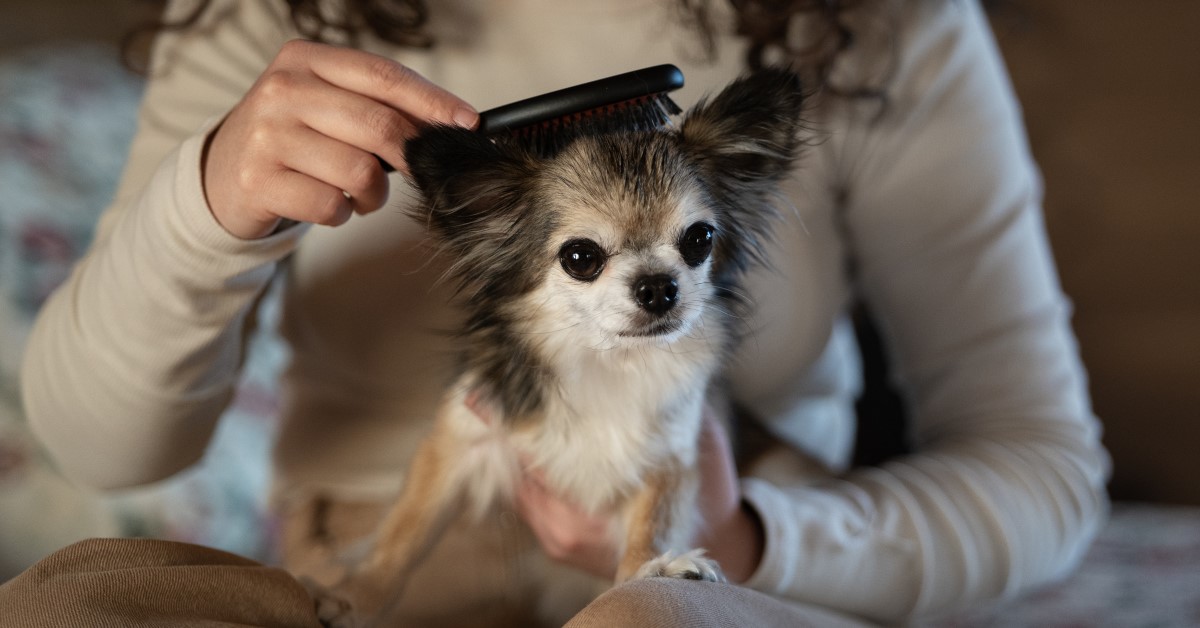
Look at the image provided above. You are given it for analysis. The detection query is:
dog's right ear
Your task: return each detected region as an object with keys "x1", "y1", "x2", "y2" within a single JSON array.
[
  {"x1": 678, "y1": 67, "x2": 806, "y2": 188},
  {"x1": 404, "y1": 125, "x2": 534, "y2": 252},
  {"x1": 677, "y1": 68, "x2": 806, "y2": 278}
]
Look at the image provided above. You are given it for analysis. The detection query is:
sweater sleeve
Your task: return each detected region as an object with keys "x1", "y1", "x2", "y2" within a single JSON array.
[
  {"x1": 740, "y1": 0, "x2": 1110, "y2": 621},
  {"x1": 20, "y1": 0, "x2": 304, "y2": 489}
]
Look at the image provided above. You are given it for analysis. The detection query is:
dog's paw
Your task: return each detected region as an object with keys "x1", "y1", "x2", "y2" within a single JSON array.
[
  {"x1": 300, "y1": 576, "x2": 358, "y2": 628},
  {"x1": 632, "y1": 549, "x2": 726, "y2": 583}
]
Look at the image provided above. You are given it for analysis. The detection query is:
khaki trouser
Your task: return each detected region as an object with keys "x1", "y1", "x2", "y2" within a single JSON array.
[
  {"x1": 1, "y1": 521, "x2": 872, "y2": 627},
  {"x1": 278, "y1": 495, "x2": 606, "y2": 627}
]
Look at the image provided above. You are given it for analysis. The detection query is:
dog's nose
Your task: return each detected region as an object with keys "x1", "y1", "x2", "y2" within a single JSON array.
[{"x1": 633, "y1": 274, "x2": 679, "y2": 315}]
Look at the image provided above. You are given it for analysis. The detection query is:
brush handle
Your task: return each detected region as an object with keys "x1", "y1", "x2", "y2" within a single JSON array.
[{"x1": 478, "y1": 64, "x2": 684, "y2": 135}]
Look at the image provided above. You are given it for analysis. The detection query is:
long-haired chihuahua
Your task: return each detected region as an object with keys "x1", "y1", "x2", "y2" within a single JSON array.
[{"x1": 325, "y1": 67, "x2": 806, "y2": 626}]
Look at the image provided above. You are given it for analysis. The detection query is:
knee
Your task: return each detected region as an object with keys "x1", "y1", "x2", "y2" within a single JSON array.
[{"x1": 565, "y1": 577, "x2": 726, "y2": 628}]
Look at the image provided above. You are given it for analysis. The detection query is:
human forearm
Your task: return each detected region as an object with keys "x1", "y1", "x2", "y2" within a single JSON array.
[
  {"x1": 740, "y1": 415, "x2": 1108, "y2": 622},
  {"x1": 22, "y1": 131, "x2": 304, "y2": 488}
]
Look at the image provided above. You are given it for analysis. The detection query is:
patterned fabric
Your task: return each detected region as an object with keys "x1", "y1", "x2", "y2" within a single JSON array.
[
  {"x1": 925, "y1": 504, "x2": 1200, "y2": 627},
  {"x1": 0, "y1": 44, "x2": 140, "y2": 377},
  {"x1": 1, "y1": 44, "x2": 1197, "y2": 627},
  {"x1": 0, "y1": 44, "x2": 282, "y2": 579}
]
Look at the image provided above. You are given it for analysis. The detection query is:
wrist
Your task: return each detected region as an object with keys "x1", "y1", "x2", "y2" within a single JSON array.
[{"x1": 707, "y1": 499, "x2": 764, "y2": 583}]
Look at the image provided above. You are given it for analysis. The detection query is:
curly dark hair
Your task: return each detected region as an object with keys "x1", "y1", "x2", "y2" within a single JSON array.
[{"x1": 125, "y1": 0, "x2": 878, "y2": 97}]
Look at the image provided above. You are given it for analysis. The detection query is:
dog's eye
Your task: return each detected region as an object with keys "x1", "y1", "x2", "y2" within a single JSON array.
[
  {"x1": 679, "y1": 222, "x2": 715, "y2": 267},
  {"x1": 558, "y1": 239, "x2": 607, "y2": 281}
]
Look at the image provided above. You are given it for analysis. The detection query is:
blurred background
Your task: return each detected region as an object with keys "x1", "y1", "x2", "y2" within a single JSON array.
[
  {"x1": 989, "y1": 2, "x2": 1200, "y2": 507},
  {"x1": 1, "y1": 0, "x2": 1197, "y2": 625}
]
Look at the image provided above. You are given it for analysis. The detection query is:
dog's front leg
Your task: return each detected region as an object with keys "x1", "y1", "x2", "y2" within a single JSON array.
[
  {"x1": 616, "y1": 464, "x2": 725, "y2": 584},
  {"x1": 331, "y1": 419, "x2": 466, "y2": 625}
]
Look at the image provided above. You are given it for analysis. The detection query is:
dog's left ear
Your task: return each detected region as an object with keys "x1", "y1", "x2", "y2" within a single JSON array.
[
  {"x1": 679, "y1": 68, "x2": 806, "y2": 276},
  {"x1": 404, "y1": 124, "x2": 535, "y2": 248},
  {"x1": 679, "y1": 67, "x2": 806, "y2": 189}
]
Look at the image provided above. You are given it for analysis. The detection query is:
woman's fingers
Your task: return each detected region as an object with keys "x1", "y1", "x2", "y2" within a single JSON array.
[
  {"x1": 295, "y1": 40, "x2": 478, "y2": 129},
  {"x1": 277, "y1": 127, "x2": 391, "y2": 215},
  {"x1": 277, "y1": 39, "x2": 477, "y2": 172},
  {"x1": 514, "y1": 469, "x2": 619, "y2": 578},
  {"x1": 202, "y1": 39, "x2": 477, "y2": 239},
  {"x1": 259, "y1": 170, "x2": 353, "y2": 228},
  {"x1": 283, "y1": 71, "x2": 423, "y2": 178}
]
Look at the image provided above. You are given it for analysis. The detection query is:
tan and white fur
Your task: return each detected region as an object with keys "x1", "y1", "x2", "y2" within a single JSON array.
[{"x1": 323, "y1": 68, "x2": 806, "y2": 626}]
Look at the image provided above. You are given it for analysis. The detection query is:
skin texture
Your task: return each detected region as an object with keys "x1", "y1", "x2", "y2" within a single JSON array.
[{"x1": 201, "y1": 39, "x2": 478, "y2": 239}]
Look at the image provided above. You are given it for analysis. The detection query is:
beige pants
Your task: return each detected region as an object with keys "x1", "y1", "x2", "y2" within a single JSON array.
[
  {"x1": 272, "y1": 426, "x2": 840, "y2": 626},
  {"x1": 1, "y1": 528, "x2": 872, "y2": 627},
  {"x1": 279, "y1": 495, "x2": 608, "y2": 627},
  {"x1": 0, "y1": 437, "x2": 867, "y2": 628}
]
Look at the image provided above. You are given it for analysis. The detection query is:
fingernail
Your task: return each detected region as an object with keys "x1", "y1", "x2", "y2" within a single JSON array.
[{"x1": 453, "y1": 107, "x2": 479, "y2": 129}]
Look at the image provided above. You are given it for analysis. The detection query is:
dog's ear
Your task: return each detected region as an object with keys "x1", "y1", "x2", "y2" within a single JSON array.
[
  {"x1": 679, "y1": 67, "x2": 806, "y2": 188},
  {"x1": 405, "y1": 125, "x2": 553, "y2": 299},
  {"x1": 404, "y1": 124, "x2": 534, "y2": 252},
  {"x1": 678, "y1": 68, "x2": 806, "y2": 277}
]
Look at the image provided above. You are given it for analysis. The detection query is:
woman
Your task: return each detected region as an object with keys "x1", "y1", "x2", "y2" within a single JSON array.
[{"x1": 12, "y1": 0, "x2": 1108, "y2": 625}]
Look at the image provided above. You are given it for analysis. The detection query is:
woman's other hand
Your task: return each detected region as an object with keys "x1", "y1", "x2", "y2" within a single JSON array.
[
  {"x1": 203, "y1": 39, "x2": 478, "y2": 239},
  {"x1": 507, "y1": 409, "x2": 765, "y2": 583}
]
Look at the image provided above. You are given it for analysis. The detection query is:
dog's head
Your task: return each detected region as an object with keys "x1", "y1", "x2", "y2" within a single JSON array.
[{"x1": 405, "y1": 68, "x2": 805, "y2": 355}]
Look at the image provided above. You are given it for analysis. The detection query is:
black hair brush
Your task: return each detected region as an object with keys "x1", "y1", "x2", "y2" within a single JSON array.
[
  {"x1": 379, "y1": 64, "x2": 683, "y2": 172},
  {"x1": 477, "y1": 63, "x2": 684, "y2": 156}
]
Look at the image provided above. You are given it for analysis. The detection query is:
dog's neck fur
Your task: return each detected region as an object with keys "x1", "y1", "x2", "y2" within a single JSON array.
[{"x1": 470, "y1": 304, "x2": 725, "y2": 512}]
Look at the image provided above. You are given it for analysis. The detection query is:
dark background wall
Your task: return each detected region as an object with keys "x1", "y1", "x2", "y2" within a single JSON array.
[
  {"x1": 991, "y1": 1, "x2": 1200, "y2": 505},
  {"x1": 1, "y1": 1, "x2": 153, "y2": 52},
  {"x1": 5, "y1": 0, "x2": 1198, "y2": 504}
]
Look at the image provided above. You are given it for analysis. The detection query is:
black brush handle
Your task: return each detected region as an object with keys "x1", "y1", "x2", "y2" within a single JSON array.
[{"x1": 478, "y1": 64, "x2": 684, "y2": 135}]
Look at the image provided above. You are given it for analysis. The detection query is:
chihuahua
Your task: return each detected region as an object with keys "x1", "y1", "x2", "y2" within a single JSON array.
[{"x1": 327, "y1": 67, "x2": 806, "y2": 626}]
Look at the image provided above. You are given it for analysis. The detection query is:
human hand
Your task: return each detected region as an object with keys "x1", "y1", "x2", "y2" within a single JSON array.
[
  {"x1": 203, "y1": 39, "x2": 478, "y2": 239},
  {"x1": 691, "y1": 411, "x2": 765, "y2": 584},
  {"x1": 515, "y1": 465, "x2": 621, "y2": 579},
  {"x1": 492, "y1": 404, "x2": 765, "y2": 583}
]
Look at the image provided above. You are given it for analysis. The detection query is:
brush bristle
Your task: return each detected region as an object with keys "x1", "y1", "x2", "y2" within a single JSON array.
[{"x1": 495, "y1": 93, "x2": 682, "y2": 157}]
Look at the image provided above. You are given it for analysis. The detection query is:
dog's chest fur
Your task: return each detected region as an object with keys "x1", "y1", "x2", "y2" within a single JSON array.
[{"x1": 447, "y1": 310, "x2": 722, "y2": 518}]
